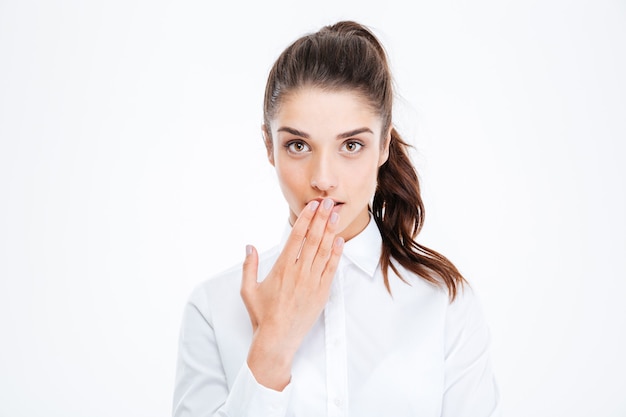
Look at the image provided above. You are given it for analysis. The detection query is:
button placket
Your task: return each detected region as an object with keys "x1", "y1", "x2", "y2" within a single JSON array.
[{"x1": 324, "y1": 264, "x2": 348, "y2": 417}]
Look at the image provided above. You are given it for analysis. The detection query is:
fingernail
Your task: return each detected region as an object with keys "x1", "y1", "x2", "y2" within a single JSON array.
[
  {"x1": 330, "y1": 212, "x2": 339, "y2": 224},
  {"x1": 335, "y1": 237, "x2": 344, "y2": 248},
  {"x1": 309, "y1": 200, "x2": 320, "y2": 211},
  {"x1": 323, "y1": 198, "x2": 333, "y2": 210},
  {"x1": 246, "y1": 245, "x2": 253, "y2": 256}
]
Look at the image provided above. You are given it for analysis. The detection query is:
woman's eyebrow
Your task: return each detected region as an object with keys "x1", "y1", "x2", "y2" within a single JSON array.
[
  {"x1": 277, "y1": 127, "x2": 309, "y2": 138},
  {"x1": 337, "y1": 127, "x2": 373, "y2": 139}
]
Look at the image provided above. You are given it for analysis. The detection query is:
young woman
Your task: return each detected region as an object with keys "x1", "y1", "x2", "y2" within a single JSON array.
[{"x1": 173, "y1": 21, "x2": 501, "y2": 417}]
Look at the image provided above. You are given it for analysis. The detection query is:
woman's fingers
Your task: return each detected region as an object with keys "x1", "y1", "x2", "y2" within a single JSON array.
[
  {"x1": 320, "y1": 236, "x2": 344, "y2": 287},
  {"x1": 279, "y1": 200, "x2": 319, "y2": 261},
  {"x1": 241, "y1": 245, "x2": 259, "y2": 290},
  {"x1": 259, "y1": 196, "x2": 340, "y2": 291},
  {"x1": 308, "y1": 211, "x2": 340, "y2": 277},
  {"x1": 297, "y1": 198, "x2": 336, "y2": 267},
  {"x1": 241, "y1": 245, "x2": 259, "y2": 314}
]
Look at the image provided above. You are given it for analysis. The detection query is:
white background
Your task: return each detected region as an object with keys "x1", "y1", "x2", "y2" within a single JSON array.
[{"x1": 1, "y1": 0, "x2": 625, "y2": 416}]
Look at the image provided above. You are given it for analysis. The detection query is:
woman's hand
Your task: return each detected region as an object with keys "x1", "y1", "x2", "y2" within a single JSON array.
[{"x1": 241, "y1": 198, "x2": 344, "y2": 391}]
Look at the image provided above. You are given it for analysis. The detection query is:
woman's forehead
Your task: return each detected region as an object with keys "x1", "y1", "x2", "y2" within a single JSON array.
[{"x1": 271, "y1": 87, "x2": 382, "y2": 129}]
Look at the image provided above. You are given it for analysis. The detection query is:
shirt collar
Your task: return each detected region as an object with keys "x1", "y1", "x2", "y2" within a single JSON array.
[{"x1": 278, "y1": 215, "x2": 382, "y2": 279}]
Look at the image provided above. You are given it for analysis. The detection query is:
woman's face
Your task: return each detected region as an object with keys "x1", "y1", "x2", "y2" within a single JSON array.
[{"x1": 265, "y1": 87, "x2": 390, "y2": 241}]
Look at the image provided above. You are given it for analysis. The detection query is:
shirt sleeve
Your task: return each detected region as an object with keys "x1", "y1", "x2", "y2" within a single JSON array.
[
  {"x1": 172, "y1": 287, "x2": 292, "y2": 417},
  {"x1": 441, "y1": 286, "x2": 502, "y2": 417}
]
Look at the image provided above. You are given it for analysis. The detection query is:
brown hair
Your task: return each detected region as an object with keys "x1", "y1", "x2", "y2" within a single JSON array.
[{"x1": 263, "y1": 21, "x2": 466, "y2": 301}]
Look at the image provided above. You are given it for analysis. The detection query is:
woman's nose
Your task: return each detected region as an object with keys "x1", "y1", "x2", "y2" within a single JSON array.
[{"x1": 310, "y1": 156, "x2": 337, "y2": 191}]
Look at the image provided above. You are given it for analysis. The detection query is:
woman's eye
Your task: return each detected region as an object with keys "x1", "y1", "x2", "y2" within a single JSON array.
[
  {"x1": 286, "y1": 141, "x2": 310, "y2": 153},
  {"x1": 342, "y1": 141, "x2": 363, "y2": 153}
]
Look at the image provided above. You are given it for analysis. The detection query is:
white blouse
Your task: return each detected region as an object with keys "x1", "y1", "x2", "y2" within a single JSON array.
[{"x1": 173, "y1": 218, "x2": 501, "y2": 416}]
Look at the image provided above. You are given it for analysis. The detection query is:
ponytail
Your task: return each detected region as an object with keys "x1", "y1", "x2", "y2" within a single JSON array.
[{"x1": 373, "y1": 128, "x2": 466, "y2": 301}]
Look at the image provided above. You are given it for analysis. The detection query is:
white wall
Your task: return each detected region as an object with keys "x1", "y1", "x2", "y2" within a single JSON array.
[{"x1": 1, "y1": 0, "x2": 625, "y2": 416}]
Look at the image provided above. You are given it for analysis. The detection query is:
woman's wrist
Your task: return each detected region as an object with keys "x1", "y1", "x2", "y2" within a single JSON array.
[{"x1": 247, "y1": 330, "x2": 296, "y2": 391}]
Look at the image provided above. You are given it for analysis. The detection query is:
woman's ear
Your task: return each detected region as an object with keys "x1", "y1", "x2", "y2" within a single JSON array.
[
  {"x1": 378, "y1": 126, "x2": 392, "y2": 167},
  {"x1": 262, "y1": 124, "x2": 275, "y2": 166}
]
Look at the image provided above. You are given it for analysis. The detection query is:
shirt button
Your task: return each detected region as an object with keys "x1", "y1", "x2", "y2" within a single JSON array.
[{"x1": 334, "y1": 398, "x2": 342, "y2": 407}]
